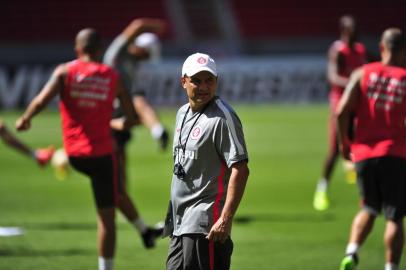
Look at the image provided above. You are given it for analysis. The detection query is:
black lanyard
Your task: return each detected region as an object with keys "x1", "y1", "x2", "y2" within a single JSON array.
[{"x1": 177, "y1": 101, "x2": 211, "y2": 162}]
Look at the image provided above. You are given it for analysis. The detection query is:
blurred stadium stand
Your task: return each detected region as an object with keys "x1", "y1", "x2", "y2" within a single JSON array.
[
  {"x1": 230, "y1": 0, "x2": 405, "y2": 54},
  {"x1": 0, "y1": 0, "x2": 404, "y2": 108},
  {"x1": 0, "y1": 0, "x2": 172, "y2": 64}
]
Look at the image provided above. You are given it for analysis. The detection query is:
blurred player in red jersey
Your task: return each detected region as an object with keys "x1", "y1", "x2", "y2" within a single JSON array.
[
  {"x1": 16, "y1": 28, "x2": 139, "y2": 270},
  {"x1": 337, "y1": 28, "x2": 406, "y2": 270},
  {"x1": 313, "y1": 15, "x2": 367, "y2": 211},
  {"x1": 0, "y1": 118, "x2": 54, "y2": 166}
]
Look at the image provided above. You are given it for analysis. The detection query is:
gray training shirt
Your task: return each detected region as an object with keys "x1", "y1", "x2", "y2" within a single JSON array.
[{"x1": 167, "y1": 96, "x2": 248, "y2": 236}]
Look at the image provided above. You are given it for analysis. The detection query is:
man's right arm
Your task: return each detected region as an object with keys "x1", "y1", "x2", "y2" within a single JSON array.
[
  {"x1": 336, "y1": 68, "x2": 363, "y2": 160},
  {"x1": 121, "y1": 18, "x2": 166, "y2": 42},
  {"x1": 327, "y1": 45, "x2": 349, "y2": 87},
  {"x1": 103, "y1": 18, "x2": 165, "y2": 66},
  {"x1": 16, "y1": 64, "x2": 66, "y2": 131},
  {"x1": 207, "y1": 160, "x2": 249, "y2": 243}
]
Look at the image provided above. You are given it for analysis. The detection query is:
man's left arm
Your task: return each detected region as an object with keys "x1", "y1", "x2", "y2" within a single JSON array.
[{"x1": 207, "y1": 160, "x2": 249, "y2": 242}]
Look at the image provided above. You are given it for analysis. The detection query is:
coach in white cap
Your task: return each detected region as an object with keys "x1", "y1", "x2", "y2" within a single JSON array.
[{"x1": 164, "y1": 53, "x2": 250, "y2": 270}]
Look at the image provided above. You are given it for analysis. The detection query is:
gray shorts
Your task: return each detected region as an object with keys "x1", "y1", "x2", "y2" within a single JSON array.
[
  {"x1": 355, "y1": 156, "x2": 406, "y2": 220},
  {"x1": 166, "y1": 234, "x2": 233, "y2": 270}
]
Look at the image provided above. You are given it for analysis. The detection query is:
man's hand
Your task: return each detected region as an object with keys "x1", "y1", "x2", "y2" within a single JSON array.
[
  {"x1": 206, "y1": 216, "x2": 232, "y2": 243},
  {"x1": 340, "y1": 142, "x2": 353, "y2": 161},
  {"x1": 110, "y1": 117, "x2": 126, "y2": 131},
  {"x1": 124, "y1": 18, "x2": 167, "y2": 40},
  {"x1": 15, "y1": 117, "x2": 31, "y2": 131}
]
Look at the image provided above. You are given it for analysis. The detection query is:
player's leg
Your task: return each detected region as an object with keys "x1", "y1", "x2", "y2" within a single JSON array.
[
  {"x1": 116, "y1": 147, "x2": 163, "y2": 248},
  {"x1": 132, "y1": 96, "x2": 169, "y2": 150},
  {"x1": 320, "y1": 126, "x2": 339, "y2": 183},
  {"x1": 348, "y1": 209, "x2": 376, "y2": 248},
  {"x1": 92, "y1": 156, "x2": 118, "y2": 270},
  {"x1": 113, "y1": 135, "x2": 163, "y2": 248},
  {"x1": 340, "y1": 210, "x2": 376, "y2": 270},
  {"x1": 384, "y1": 219, "x2": 403, "y2": 270},
  {"x1": 115, "y1": 141, "x2": 141, "y2": 221},
  {"x1": 113, "y1": 130, "x2": 140, "y2": 221},
  {"x1": 70, "y1": 155, "x2": 117, "y2": 270},
  {"x1": 0, "y1": 119, "x2": 31, "y2": 156},
  {"x1": 380, "y1": 157, "x2": 406, "y2": 270},
  {"x1": 0, "y1": 119, "x2": 54, "y2": 166},
  {"x1": 340, "y1": 158, "x2": 380, "y2": 270},
  {"x1": 313, "y1": 109, "x2": 339, "y2": 211},
  {"x1": 97, "y1": 207, "x2": 116, "y2": 259}
]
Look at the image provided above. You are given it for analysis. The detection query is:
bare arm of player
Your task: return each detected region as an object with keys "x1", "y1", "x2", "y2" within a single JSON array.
[
  {"x1": 110, "y1": 78, "x2": 139, "y2": 131},
  {"x1": 207, "y1": 160, "x2": 249, "y2": 243},
  {"x1": 16, "y1": 64, "x2": 66, "y2": 131},
  {"x1": 327, "y1": 47, "x2": 349, "y2": 88},
  {"x1": 121, "y1": 18, "x2": 166, "y2": 43},
  {"x1": 336, "y1": 68, "x2": 363, "y2": 160}
]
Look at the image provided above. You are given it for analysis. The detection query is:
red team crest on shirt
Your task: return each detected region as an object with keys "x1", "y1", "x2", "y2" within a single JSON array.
[{"x1": 191, "y1": 126, "x2": 203, "y2": 140}]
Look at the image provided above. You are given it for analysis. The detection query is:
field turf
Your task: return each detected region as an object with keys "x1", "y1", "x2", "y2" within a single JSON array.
[{"x1": 0, "y1": 105, "x2": 394, "y2": 269}]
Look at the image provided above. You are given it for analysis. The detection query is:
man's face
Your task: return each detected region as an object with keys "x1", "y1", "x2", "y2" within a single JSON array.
[
  {"x1": 127, "y1": 45, "x2": 150, "y2": 60},
  {"x1": 181, "y1": 71, "x2": 217, "y2": 108},
  {"x1": 340, "y1": 17, "x2": 358, "y2": 42}
]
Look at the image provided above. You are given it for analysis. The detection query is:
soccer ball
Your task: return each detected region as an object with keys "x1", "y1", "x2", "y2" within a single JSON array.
[
  {"x1": 51, "y1": 148, "x2": 69, "y2": 180},
  {"x1": 51, "y1": 148, "x2": 68, "y2": 167}
]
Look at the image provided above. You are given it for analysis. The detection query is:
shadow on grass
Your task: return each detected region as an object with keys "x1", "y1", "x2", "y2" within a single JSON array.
[
  {"x1": 0, "y1": 247, "x2": 92, "y2": 257},
  {"x1": 234, "y1": 212, "x2": 335, "y2": 224}
]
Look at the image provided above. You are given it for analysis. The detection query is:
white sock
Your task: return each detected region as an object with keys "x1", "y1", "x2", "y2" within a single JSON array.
[
  {"x1": 151, "y1": 124, "x2": 164, "y2": 140},
  {"x1": 98, "y1": 257, "x2": 113, "y2": 270},
  {"x1": 385, "y1": 263, "x2": 398, "y2": 270},
  {"x1": 345, "y1": 242, "x2": 359, "y2": 255},
  {"x1": 133, "y1": 217, "x2": 148, "y2": 233},
  {"x1": 316, "y1": 178, "x2": 328, "y2": 192}
]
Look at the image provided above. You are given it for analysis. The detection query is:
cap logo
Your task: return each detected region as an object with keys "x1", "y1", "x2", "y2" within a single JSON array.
[{"x1": 197, "y1": 57, "x2": 207, "y2": 64}]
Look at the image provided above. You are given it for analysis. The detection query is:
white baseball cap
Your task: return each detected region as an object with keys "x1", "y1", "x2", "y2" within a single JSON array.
[
  {"x1": 134, "y1": 33, "x2": 161, "y2": 62},
  {"x1": 182, "y1": 53, "x2": 217, "y2": 77}
]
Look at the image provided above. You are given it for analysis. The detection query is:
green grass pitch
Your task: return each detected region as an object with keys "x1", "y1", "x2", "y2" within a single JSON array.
[{"x1": 0, "y1": 105, "x2": 394, "y2": 269}]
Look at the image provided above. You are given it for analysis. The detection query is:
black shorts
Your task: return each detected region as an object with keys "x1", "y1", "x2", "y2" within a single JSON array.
[
  {"x1": 166, "y1": 234, "x2": 233, "y2": 270},
  {"x1": 112, "y1": 130, "x2": 132, "y2": 147},
  {"x1": 69, "y1": 154, "x2": 118, "y2": 209},
  {"x1": 355, "y1": 156, "x2": 406, "y2": 220}
]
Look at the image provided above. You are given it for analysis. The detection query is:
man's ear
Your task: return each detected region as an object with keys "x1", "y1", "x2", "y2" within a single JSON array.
[
  {"x1": 180, "y1": 76, "x2": 186, "y2": 89},
  {"x1": 379, "y1": 42, "x2": 384, "y2": 54}
]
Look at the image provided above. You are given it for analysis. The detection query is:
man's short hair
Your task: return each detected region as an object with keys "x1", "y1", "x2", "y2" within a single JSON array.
[
  {"x1": 76, "y1": 28, "x2": 102, "y2": 55},
  {"x1": 382, "y1": 28, "x2": 406, "y2": 53}
]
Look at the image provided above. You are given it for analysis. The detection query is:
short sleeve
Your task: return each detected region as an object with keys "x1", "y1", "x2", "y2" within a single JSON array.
[
  {"x1": 103, "y1": 35, "x2": 127, "y2": 67},
  {"x1": 214, "y1": 113, "x2": 248, "y2": 168}
]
